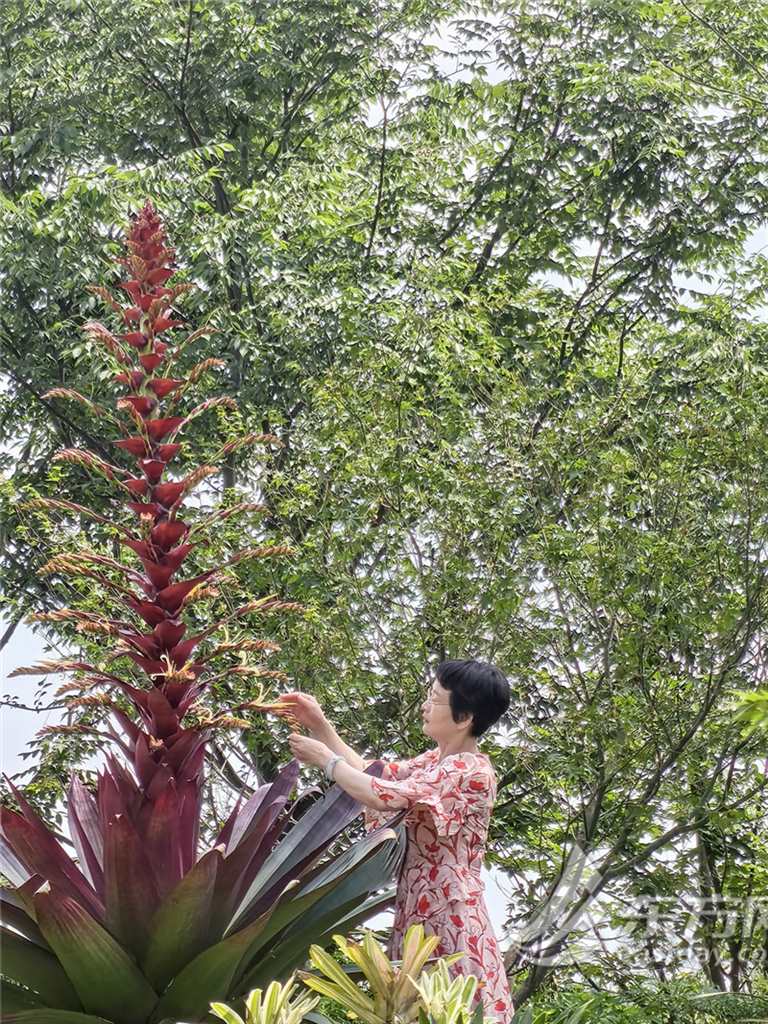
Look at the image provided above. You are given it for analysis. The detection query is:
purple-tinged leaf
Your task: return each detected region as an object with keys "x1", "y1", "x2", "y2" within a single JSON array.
[
  {"x1": 117, "y1": 631, "x2": 160, "y2": 659},
  {"x1": 149, "y1": 520, "x2": 188, "y2": 552},
  {"x1": 16, "y1": 873, "x2": 47, "y2": 913},
  {"x1": 176, "y1": 677, "x2": 208, "y2": 714},
  {"x1": 162, "y1": 678, "x2": 198, "y2": 709},
  {"x1": 231, "y1": 762, "x2": 299, "y2": 858},
  {"x1": 163, "y1": 730, "x2": 205, "y2": 773},
  {"x1": 68, "y1": 778, "x2": 104, "y2": 894},
  {"x1": 124, "y1": 478, "x2": 148, "y2": 497},
  {"x1": 125, "y1": 596, "x2": 167, "y2": 626},
  {"x1": 155, "y1": 442, "x2": 181, "y2": 461},
  {"x1": 146, "y1": 687, "x2": 179, "y2": 738},
  {"x1": 146, "y1": 763, "x2": 174, "y2": 802},
  {"x1": 153, "y1": 482, "x2": 184, "y2": 507},
  {"x1": 138, "y1": 353, "x2": 163, "y2": 373},
  {"x1": 114, "y1": 437, "x2": 149, "y2": 457},
  {"x1": 211, "y1": 764, "x2": 299, "y2": 933},
  {"x1": 132, "y1": 732, "x2": 157, "y2": 790},
  {"x1": 105, "y1": 680, "x2": 151, "y2": 720},
  {"x1": 142, "y1": 561, "x2": 175, "y2": 589},
  {"x1": 103, "y1": 755, "x2": 142, "y2": 813},
  {"x1": 148, "y1": 377, "x2": 183, "y2": 398},
  {"x1": 214, "y1": 800, "x2": 291, "y2": 935},
  {"x1": 141, "y1": 848, "x2": 221, "y2": 990},
  {"x1": 33, "y1": 891, "x2": 157, "y2": 1024},
  {"x1": 215, "y1": 795, "x2": 244, "y2": 850},
  {"x1": 119, "y1": 395, "x2": 156, "y2": 416},
  {"x1": 96, "y1": 772, "x2": 124, "y2": 830},
  {"x1": 227, "y1": 767, "x2": 365, "y2": 932},
  {"x1": 157, "y1": 542, "x2": 194, "y2": 573},
  {"x1": 174, "y1": 734, "x2": 207, "y2": 780},
  {"x1": 109, "y1": 707, "x2": 140, "y2": 748},
  {"x1": 136, "y1": 460, "x2": 164, "y2": 483},
  {"x1": 122, "y1": 537, "x2": 153, "y2": 559},
  {"x1": 225, "y1": 785, "x2": 271, "y2": 854},
  {"x1": 136, "y1": 785, "x2": 183, "y2": 897},
  {"x1": 0, "y1": 806, "x2": 104, "y2": 922},
  {"x1": 145, "y1": 416, "x2": 184, "y2": 441},
  {"x1": 123, "y1": 652, "x2": 167, "y2": 676},
  {"x1": 166, "y1": 633, "x2": 202, "y2": 665},
  {"x1": 178, "y1": 782, "x2": 203, "y2": 874},
  {"x1": 127, "y1": 501, "x2": 163, "y2": 517},
  {"x1": 235, "y1": 828, "x2": 403, "y2": 994},
  {"x1": 103, "y1": 814, "x2": 160, "y2": 955}
]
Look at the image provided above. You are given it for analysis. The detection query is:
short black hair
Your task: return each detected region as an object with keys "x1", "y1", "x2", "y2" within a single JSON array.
[{"x1": 436, "y1": 658, "x2": 511, "y2": 738}]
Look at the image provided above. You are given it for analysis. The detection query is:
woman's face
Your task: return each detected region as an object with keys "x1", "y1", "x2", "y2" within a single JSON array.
[{"x1": 421, "y1": 678, "x2": 466, "y2": 740}]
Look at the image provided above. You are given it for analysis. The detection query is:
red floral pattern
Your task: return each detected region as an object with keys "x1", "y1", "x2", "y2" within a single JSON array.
[{"x1": 363, "y1": 748, "x2": 513, "y2": 1022}]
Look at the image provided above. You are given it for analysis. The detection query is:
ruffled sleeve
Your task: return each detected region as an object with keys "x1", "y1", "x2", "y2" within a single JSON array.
[
  {"x1": 361, "y1": 748, "x2": 433, "y2": 778},
  {"x1": 362, "y1": 750, "x2": 435, "y2": 832},
  {"x1": 367, "y1": 752, "x2": 494, "y2": 838}
]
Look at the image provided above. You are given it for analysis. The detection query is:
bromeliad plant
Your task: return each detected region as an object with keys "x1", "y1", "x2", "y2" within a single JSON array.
[
  {"x1": 0, "y1": 201, "x2": 405, "y2": 1024},
  {"x1": 295, "y1": 924, "x2": 482, "y2": 1024},
  {"x1": 210, "y1": 976, "x2": 321, "y2": 1024},
  {"x1": 407, "y1": 960, "x2": 482, "y2": 1024},
  {"x1": 208, "y1": 941, "x2": 484, "y2": 1024}
]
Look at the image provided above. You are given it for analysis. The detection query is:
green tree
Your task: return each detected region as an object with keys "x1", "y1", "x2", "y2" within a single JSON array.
[{"x1": 3, "y1": 0, "x2": 768, "y2": 1008}]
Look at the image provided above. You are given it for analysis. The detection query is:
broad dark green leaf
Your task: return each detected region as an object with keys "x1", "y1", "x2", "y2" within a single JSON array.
[
  {"x1": 34, "y1": 891, "x2": 157, "y2": 1024},
  {"x1": 141, "y1": 848, "x2": 221, "y2": 990},
  {"x1": 2, "y1": 1012, "x2": 112, "y2": 1024},
  {"x1": 148, "y1": 906, "x2": 275, "y2": 1023},
  {"x1": 0, "y1": 929, "x2": 81, "y2": 1009}
]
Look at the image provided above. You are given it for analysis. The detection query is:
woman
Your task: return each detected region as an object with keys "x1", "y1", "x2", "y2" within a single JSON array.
[{"x1": 280, "y1": 658, "x2": 513, "y2": 1024}]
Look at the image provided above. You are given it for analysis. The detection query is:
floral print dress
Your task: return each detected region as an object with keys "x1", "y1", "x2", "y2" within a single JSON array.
[{"x1": 363, "y1": 747, "x2": 513, "y2": 1023}]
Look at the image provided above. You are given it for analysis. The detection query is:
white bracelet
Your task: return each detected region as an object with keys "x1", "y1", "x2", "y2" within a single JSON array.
[{"x1": 324, "y1": 754, "x2": 345, "y2": 780}]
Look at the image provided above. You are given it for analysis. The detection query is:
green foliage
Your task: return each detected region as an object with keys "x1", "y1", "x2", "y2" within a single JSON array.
[
  {"x1": 512, "y1": 978, "x2": 768, "y2": 1023},
  {"x1": 731, "y1": 689, "x2": 768, "y2": 741},
  {"x1": 297, "y1": 924, "x2": 479, "y2": 1024},
  {"x1": 3, "y1": 0, "x2": 768, "y2": 1010},
  {"x1": 409, "y1": 958, "x2": 482, "y2": 1024},
  {"x1": 210, "y1": 973, "x2": 321, "y2": 1024}
]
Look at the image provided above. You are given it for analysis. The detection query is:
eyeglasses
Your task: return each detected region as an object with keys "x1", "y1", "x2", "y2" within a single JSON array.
[{"x1": 423, "y1": 693, "x2": 451, "y2": 706}]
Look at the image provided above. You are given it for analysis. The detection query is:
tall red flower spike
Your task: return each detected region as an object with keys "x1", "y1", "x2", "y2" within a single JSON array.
[
  {"x1": 1, "y1": 202, "x2": 402, "y2": 1024},
  {"x1": 4, "y1": 202, "x2": 304, "y2": 893}
]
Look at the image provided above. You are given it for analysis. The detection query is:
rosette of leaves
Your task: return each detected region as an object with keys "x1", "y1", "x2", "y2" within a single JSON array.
[
  {"x1": 407, "y1": 960, "x2": 481, "y2": 1024},
  {"x1": 296, "y1": 923, "x2": 482, "y2": 1024},
  {"x1": 209, "y1": 974, "x2": 321, "y2": 1024},
  {"x1": 0, "y1": 201, "x2": 406, "y2": 1024}
]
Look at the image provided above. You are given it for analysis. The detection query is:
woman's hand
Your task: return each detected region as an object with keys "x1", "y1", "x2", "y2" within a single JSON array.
[
  {"x1": 288, "y1": 732, "x2": 333, "y2": 769},
  {"x1": 277, "y1": 692, "x2": 329, "y2": 734}
]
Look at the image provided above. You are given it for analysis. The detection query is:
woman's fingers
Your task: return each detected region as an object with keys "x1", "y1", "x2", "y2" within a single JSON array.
[
  {"x1": 279, "y1": 694, "x2": 315, "y2": 714},
  {"x1": 272, "y1": 693, "x2": 326, "y2": 732},
  {"x1": 283, "y1": 692, "x2": 317, "y2": 704}
]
